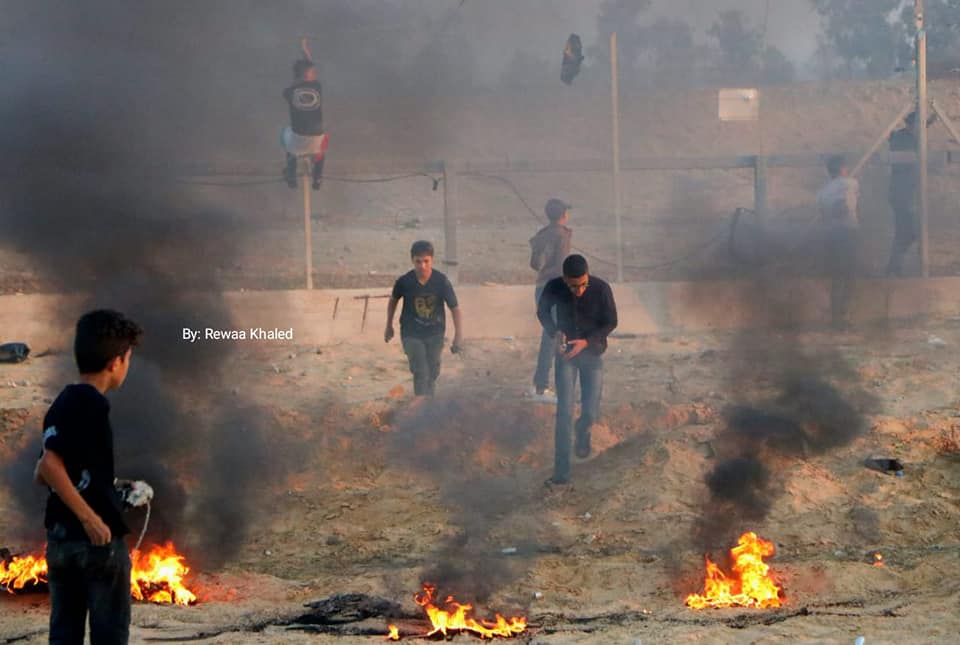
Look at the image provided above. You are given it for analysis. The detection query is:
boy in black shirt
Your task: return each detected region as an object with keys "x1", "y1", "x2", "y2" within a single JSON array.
[
  {"x1": 385, "y1": 240, "x2": 463, "y2": 401},
  {"x1": 537, "y1": 255, "x2": 617, "y2": 484},
  {"x1": 35, "y1": 309, "x2": 143, "y2": 644},
  {"x1": 282, "y1": 58, "x2": 327, "y2": 190}
]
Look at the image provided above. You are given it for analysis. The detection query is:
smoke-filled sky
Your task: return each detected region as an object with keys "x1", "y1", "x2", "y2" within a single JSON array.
[
  {"x1": 0, "y1": 1, "x2": 826, "y2": 117},
  {"x1": 456, "y1": 0, "x2": 822, "y2": 75}
]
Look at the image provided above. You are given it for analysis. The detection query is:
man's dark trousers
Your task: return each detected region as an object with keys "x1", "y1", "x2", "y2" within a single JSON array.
[
  {"x1": 402, "y1": 334, "x2": 444, "y2": 396},
  {"x1": 553, "y1": 350, "x2": 603, "y2": 482},
  {"x1": 887, "y1": 197, "x2": 916, "y2": 276},
  {"x1": 47, "y1": 537, "x2": 131, "y2": 645}
]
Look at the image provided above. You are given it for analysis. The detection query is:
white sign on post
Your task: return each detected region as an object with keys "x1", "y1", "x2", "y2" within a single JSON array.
[{"x1": 719, "y1": 88, "x2": 760, "y2": 122}]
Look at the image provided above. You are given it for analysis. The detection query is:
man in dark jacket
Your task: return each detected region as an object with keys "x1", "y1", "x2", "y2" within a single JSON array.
[
  {"x1": 886, "y1": 110, "x2": 934, "y2": 276},
  {"x1": 537, "y1": 254, "x2": 617, "y2": 484},
  {"x1": 529, "y1": 198, "x2": 572, "y2": 402}
]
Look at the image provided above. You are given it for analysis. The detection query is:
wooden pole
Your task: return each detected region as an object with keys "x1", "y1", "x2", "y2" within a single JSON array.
[
  {"x1": 302, "y1": 157, "x2": 314, "y2": 290},
  {"x1": 931, "y1": 100, "x2": 960, "y2": 144},
  {"x1": 610, "y1": 32, "x2": 623, "y2": 282},
  {"x1": 442, "y1": 161, "x2": 459, "y2": 284},
  {"x1": 916, "y1": 0, "x2": 929, "y2": 277}
]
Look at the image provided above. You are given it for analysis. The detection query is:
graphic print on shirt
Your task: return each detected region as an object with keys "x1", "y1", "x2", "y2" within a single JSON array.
[
  {"x1": 291, "y1": 87, "x2": 321, "y2": 110},
  {"x1": 414, "y1": 294, "x2": 437, "y2": 320}
]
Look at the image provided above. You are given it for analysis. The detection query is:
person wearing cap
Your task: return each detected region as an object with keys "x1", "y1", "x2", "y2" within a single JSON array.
[
  {"x1": 537, "y1": 254, "x2": 617, "y2": 485},
  {"x1": 816, "y1": 155, "x2": 860, "y2": 329},
  {"x1": 529, "y1": 198, "x2": 572, "y2": 402}
]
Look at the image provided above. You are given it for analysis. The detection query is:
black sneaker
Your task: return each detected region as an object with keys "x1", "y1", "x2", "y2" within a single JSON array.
[
  {"x1": 283, "y1": 165, "x2": 297, "y2": 189},
  {"x1": 545, "y1": 476, "x2": 570, "y2": 488},
  {"x1": 312, "y1": 178, "x2": 322, "y2": 190}
]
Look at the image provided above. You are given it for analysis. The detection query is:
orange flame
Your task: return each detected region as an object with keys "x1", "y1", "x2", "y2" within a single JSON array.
[
  {"x1": 0, "y1": 553, "x2": 48, "y2": 592},
  {"x1": 385, "y1": 624, "x2": 400, "y2": 640},
  {"x1": 686, "y1": 532, "x2": 782, "y2": 609},
  {"x1": 3, "y1": 542, "x2": 197, "y2": 605},
  {"x1": 130, "y1": 542, "x2": 197, "y2": 605},
  {"x1": 413, "y1": 583, "x2": 526, "y2": 638},
  {"x1": 873, "y1": 552, "x2": 884, "y2": 567}
]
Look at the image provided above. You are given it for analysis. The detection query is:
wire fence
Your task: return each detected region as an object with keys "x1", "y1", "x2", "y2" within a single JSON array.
[{"x1": 157, "y1": 152, "x2": 960, "y2": 290}]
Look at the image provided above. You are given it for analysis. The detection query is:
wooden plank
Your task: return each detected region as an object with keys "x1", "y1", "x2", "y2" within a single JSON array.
[{"x1": 932, "y1": 100, "x2": 960, "y2": 145}]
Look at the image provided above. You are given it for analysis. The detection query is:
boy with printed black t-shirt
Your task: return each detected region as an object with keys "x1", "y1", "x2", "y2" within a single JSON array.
[
  {"x1": 385, "y1": 240, "x2": 463, "y2": 399},
  {"x1": 35, "y1": 309, "x2": 143, "y2": 645},
  {"x1": 282, "y1": 58, "x2": 327, "y2": 189}
]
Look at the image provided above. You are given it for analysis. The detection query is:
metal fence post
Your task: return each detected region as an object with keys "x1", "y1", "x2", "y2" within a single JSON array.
[
  {"x1": 442, "y1": 161, "x2": 459, "y2": 284},
  {"x1": 753, "y1": 155, "x2": 768, "y2": 228}
]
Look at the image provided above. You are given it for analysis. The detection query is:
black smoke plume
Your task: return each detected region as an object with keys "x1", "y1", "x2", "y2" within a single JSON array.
[
  {"x1": 0, "y1": 1, "x2": 305, "y2": 567},
  {"x1": 387, "y1": 396, "x2": 543, "y2": 604},
  {"x1": 696, "y1": 337, "x2": 879, "y2": 550}
]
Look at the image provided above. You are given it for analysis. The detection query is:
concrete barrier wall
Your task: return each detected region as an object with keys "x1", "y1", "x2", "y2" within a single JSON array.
[{"x1": 2, "y1": 278, "x2": 959, "y2": 350}]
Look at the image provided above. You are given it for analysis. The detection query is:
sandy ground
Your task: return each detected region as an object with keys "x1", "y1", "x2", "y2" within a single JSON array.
[{"x1": 2, "y1": 318, "x2": 960, "y2": 643}]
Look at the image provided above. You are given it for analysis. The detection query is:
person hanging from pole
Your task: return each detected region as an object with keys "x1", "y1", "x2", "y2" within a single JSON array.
[{"x1": 281, "y1": 39, "x2": 327, "y2": 190}]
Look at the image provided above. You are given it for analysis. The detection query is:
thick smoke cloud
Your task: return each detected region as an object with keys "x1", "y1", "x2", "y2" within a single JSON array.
[
  {"x1": 387, "y1": 396, "x2": 545, "y2": 604},
  {"x1": 694, "y1": 310, "x2": 881, "y2": 551},
  {"x1": 0, "y1": 0, "x2": 309, "y2": 566}
]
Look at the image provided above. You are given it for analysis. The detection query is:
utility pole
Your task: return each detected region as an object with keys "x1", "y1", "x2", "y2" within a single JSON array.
[
  {"x1": 442, "y1": 161, "x2": 459, "y2": 284},
  {"x1": 610, "y1": 32, "x2": 623, "y2": 283},
  {"x1": 916, "y1": 0, "x2": 929, "y2": 277}
]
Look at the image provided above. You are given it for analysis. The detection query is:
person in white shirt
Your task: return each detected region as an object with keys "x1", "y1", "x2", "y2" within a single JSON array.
[{"x1": 816, "y1": 155, "x2": 860, "y2": 329}]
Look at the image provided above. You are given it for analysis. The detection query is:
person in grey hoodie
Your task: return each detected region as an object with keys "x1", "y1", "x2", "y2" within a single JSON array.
[{"x1": 529, "y1": 198, "x2": 572, "y2": 400}]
